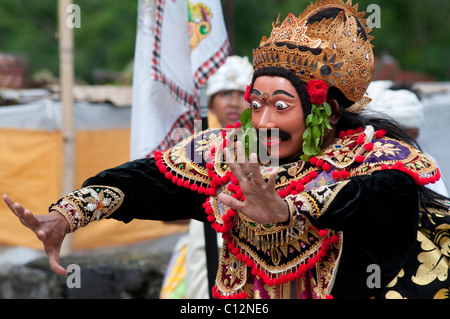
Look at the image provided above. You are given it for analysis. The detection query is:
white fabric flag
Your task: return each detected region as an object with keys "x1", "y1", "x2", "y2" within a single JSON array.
[{"x1": 131, "y1": 0, "x2": 230, "y2": 160}]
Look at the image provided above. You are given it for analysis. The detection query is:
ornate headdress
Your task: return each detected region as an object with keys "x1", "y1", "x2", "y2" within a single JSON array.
[{"x1": 252, "y1": 0, "x2": 375, "y2": 113}]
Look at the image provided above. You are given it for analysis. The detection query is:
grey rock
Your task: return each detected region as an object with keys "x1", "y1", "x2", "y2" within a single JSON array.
[{"x1": 0, "y1": 251, "x2": 171, "y2": 299}]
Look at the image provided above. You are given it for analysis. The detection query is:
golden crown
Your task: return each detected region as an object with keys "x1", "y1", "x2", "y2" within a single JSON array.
[{"x1": 252, "y1": 0, "x2": 375, "y2": 113}]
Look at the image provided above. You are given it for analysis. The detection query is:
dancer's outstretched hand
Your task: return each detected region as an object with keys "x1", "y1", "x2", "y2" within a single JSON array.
[
  {"x1": 3, "y1": 194, "x2": 70, "y2": 275},
  {"x1": 217, "y1": 142, "x2": 289, "y2": 225}
]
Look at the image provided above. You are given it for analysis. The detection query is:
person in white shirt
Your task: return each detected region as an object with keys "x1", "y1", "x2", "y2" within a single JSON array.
[{"x1": 365, "y1": 80, "x2": 449, "y2": 196}]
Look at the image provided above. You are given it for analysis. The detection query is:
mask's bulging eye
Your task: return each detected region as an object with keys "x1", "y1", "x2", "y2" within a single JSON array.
[
  {"x1": 275, "y1": 101, "x2": 289, "y2": 110},
  {"x1": 252, "y1": 101, "x2": 262, "y2": 110}
]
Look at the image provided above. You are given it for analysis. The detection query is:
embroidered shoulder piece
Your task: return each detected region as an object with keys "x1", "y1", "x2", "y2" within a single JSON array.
[
  {"x1": 155, "y1": 128, "x2": 228, "y2": 195},
  {"x1": 49, "y1": 186, "x2": 124, "y2": 232},
  {"x1": 317, "y1": 126, "x2": 441, "y2": 186},
  {"x1": 286, "y1": 180, "x2": 350, "y2": 219}
]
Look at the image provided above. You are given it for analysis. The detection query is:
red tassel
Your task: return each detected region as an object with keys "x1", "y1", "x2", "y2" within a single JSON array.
[
  {"x1": 340, "y1": 170, "x2": 350, "y2": 179},
  {"x1": 307, "y1": 257, "x2": 316, "y2": 269},
  {"x1": 264, "y1": 276, "x2": 274, "y2": 287},
  {"x1": 393, "y1": 161, "x2": 404, "y2": 169},
  {"x1": 318, "y1": 229, "x2": 328, "y2": 237},
  {"x1": 332, "y1": 171, "x2": 341, "y2": 180},
  {"x1": 375, "y1": 129, "x2": 386, "y2": 139},
  {"x1": 207, "y1": 170, "x2": 216, "y2": 178},
  {"x1": 239, "y1": 292, "x2": 248, "y2": 299},
  {"x1": 322, "y1": 162, "x2": 331, "y2": 171},
  {"x1": 356, "y1": 134, "x2": 366, "y2": 145},
  {"x1": 309, "y1": 171, "x2": 318, "y2": 179},
  {"x1": 295, "y1": 183, "x2": 305, "y2": 192},
  {"x1": 331, "y1": 235, "x2": 339, "y2": 243},
  {"x1": 231, "y1": 247, "x2": 240, "y2": 255},
  {"x1": 355, "y1": 155, "x2": 365, "y2": 163},
  {"x1": 164, "y1": 172, "x2": 173, "y2": 180},
  {"x1": 364, "y1": 142, "x2": 374, "y2": 152},
  {"x1": 315, "y1": 159, "x2": 324, "y2": 168}
]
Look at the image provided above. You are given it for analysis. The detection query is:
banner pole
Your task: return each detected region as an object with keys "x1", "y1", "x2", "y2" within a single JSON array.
[
  {"x1": 58, "y1": 0, "x2": 75, "y2": 256},
  {"x1": 200, "y1": 86, "x2": 219, "y2": 298}
]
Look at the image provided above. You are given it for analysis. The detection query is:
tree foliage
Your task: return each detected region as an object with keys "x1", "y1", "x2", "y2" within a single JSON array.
[
  {"x1": 0, "y1": 0, "x2": 448, "y2": 84},
  {"x1": 229, "y1": 0, "x2": 450, "y2": 81},
  {"x1": 0, "y1": 0, "x2": 137, "y2": 84}
]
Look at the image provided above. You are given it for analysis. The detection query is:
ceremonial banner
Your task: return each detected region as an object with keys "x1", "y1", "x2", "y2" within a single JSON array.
[{"x1": 130, "y1": 0, "x2": 230, "y2": 160}]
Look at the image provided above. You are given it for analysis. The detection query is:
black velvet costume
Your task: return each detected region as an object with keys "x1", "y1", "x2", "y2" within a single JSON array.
[{"x1": 51, "y1": 127, "x2": 450, "y2": 299}]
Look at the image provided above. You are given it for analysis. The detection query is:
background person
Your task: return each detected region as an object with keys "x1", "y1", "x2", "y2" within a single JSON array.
[{"x1": 365, "y1": 80, "x2": 449, "y2": 196}]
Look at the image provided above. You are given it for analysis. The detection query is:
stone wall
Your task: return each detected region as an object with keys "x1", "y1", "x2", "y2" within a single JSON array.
[{"x1": 0, "y1": 251, "x2": 170, "y2": 299}]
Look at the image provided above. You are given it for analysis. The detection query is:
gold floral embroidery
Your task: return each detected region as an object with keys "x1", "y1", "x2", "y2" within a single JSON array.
[
  {"x1": 412, "y1": 232, "x2": 449, "y2": 285},
  {"x1": 321, "y1": 138, "x2": 359, "y2": 167},
  {"x1": 385, "y1": 290, "x2": 407, "y2": 299},
  {"x1": 386, "y1": 268, "x2": 405, "y2": 288},
  {"x1": 434, "y1": 288, "x2": 450, "y2": 299},
  {"x1": 371, "y1": 141, "x2": 401, "y2": 158},
  {"x1": 50, "y1": 185, "x2": 124, "y2": 232}
]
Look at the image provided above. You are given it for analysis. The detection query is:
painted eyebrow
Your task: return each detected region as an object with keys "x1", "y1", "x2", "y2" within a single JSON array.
[
  {"x1": 271, "y1": 89, "x2": 295, "y2": 98},
  {"x1": 251, "y1": 88, "x2": 262, "y2": 97}
]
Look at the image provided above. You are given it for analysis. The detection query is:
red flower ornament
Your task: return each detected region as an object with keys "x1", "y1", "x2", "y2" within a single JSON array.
[
  {"x1": 306, "y1": 79, "x2": 328, "y2": 105},
  {"x1": 244, "y1": 84, "x2": 252, "y2": 103}
]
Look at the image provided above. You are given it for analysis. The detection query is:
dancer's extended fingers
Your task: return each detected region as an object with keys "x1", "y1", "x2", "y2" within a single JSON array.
[
  {"x1": 235, "y1": 141, "x2": 248, "y2": 164},
  {"x1": 266, "y1": 169, "x2": 279, "y2": 190},
  {"x1": 249, "y1": 153, "x2": 264, "y2": 186},
  {"x1": 13, "y1": 202, "x2": 36, "y2": 229},
  {"x1": 47, "y1": 249, "x2": 67, "y2": 275},
  {"x1": 218, "y1": 193, "x2": 245, "y2": 212},
  {"x1": 236, "y1": 141, "x2": 252, "y2": 174},
  {"x1": 3, "y1": 194, "x2": 20, "y2": 217},
  {"x1": 23, "y1": 209, "x2": 40, "y2": 230},
  {"x1": 37, "y1": 230, "x2": 66, "y2": 275},
  {"x1": 223, "y1": 146, "x2": 235, "y2": 164},
  {"x1": 224, "y1": 145, "x2": 248, "y2": 181}
]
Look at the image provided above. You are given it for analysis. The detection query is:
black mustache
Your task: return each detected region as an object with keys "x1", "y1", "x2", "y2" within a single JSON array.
[{"x1": 256, "y1": 128, "x2": 291, "y2": 141}]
